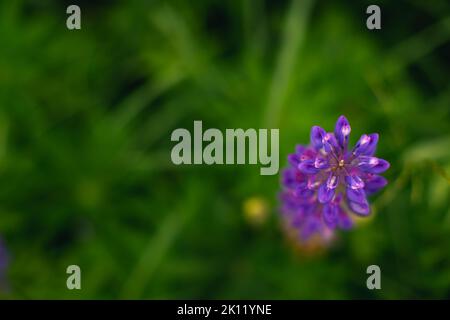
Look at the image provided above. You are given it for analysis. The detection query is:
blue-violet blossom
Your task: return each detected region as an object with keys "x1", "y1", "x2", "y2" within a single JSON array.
[{"x1": 280, "y1": 116, "x2": 389, "y2": 241}]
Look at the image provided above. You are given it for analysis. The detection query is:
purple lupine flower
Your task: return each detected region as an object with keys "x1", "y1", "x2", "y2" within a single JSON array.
[{"x1": 280, "y1": 116, "x2": 389, "y2": 241}]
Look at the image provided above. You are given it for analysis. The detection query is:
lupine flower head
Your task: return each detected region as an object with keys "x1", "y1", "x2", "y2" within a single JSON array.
[{"x1": 280, "y1": 116, "x2": 389, "y2": 242}]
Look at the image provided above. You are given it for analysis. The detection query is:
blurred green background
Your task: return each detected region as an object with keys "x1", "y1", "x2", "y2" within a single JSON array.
[{"x1": 0, "y1": 0, "x2": 449, "y2": 299}]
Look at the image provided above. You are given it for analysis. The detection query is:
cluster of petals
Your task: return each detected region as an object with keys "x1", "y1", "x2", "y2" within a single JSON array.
[{"x1": 280, "y1": 116, "x2": 389, "y2": 240}]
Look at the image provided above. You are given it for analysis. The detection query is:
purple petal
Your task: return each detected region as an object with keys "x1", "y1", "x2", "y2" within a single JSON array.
[
  {"x1": 282, "y1": 174, "x2": 307, "y2": 190},
  {"x1": 293, "y1": 186, "x2": 314, "y2": 198},
  {"x1": 314, "y1": 156, "x2": 329, "y2": 169},
  {"x1": 318, "y1": 183, "x2": 335, "y2": 203},
  {"x1": 288, "y1": 145, "x2": 309, "y2": 166},
  {"x1": 298, "y1": 160, "x2": 320, "y2": 174},
  {"x1": 337, "y1": 208, "x2": 353, "y2": 229},
  {"x1": 364, "y1": 175, "x2": 388, "y2": 194},
  {"x1": 323, "y1": 203, "x2": 338, "y2": 229},
  {"x1": 322, "y1": 133, "x2": 340, "y2": 154},
  {"x1": 352, "y1": 133, "x2": 379, "y2": 156},
  {"x1": 299, "y1": 148, "x2": 317, "y2": 162},
  {"x1": 326, "y1": 173, "x2": 339, "y2": 189},
  {"x1": 332, "y1": 192, "x2": 343, "y2": 204},
  {"x1": 346, "y1": 187, "x2": 367, "y2": 204},
  {"x1": 282, "y1": 169, "x2": 295, "y2": 187},
  {"x1": 300, "y1": 215, "x2": 322, "y2": 240},
  {"x1": 345, "y1": 174, "x2": 365, "y2": 190},
  {"x1": 358, "y1": 156, "x2": 390, "y2": 174},
  {"x1": 348, "y1": 200, "x2": 370, "y2": 216},
  {"x1": 310, "y1": 126, "x2": 326, "y2": 150},
  {"x1": 295, "y1": 144, "x2": 306, "y2": 155},
  {"x1": 291, "y1": 213, "x2": 305, "y2": 228},
  {"x1": 307, "y1": 175, "x2": 321, "y2": 190},
  {"x1": 335, "y1": 115, "x2": 351, "y2": 149},
  {"x1": 287, "y1": 153, "x2": 300, "y2": 167}
]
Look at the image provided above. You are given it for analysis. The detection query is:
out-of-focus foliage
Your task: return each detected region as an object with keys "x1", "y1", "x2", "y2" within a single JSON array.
[{"x1": 0, "y1": 0, "x2": 449, "y2": 299}]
